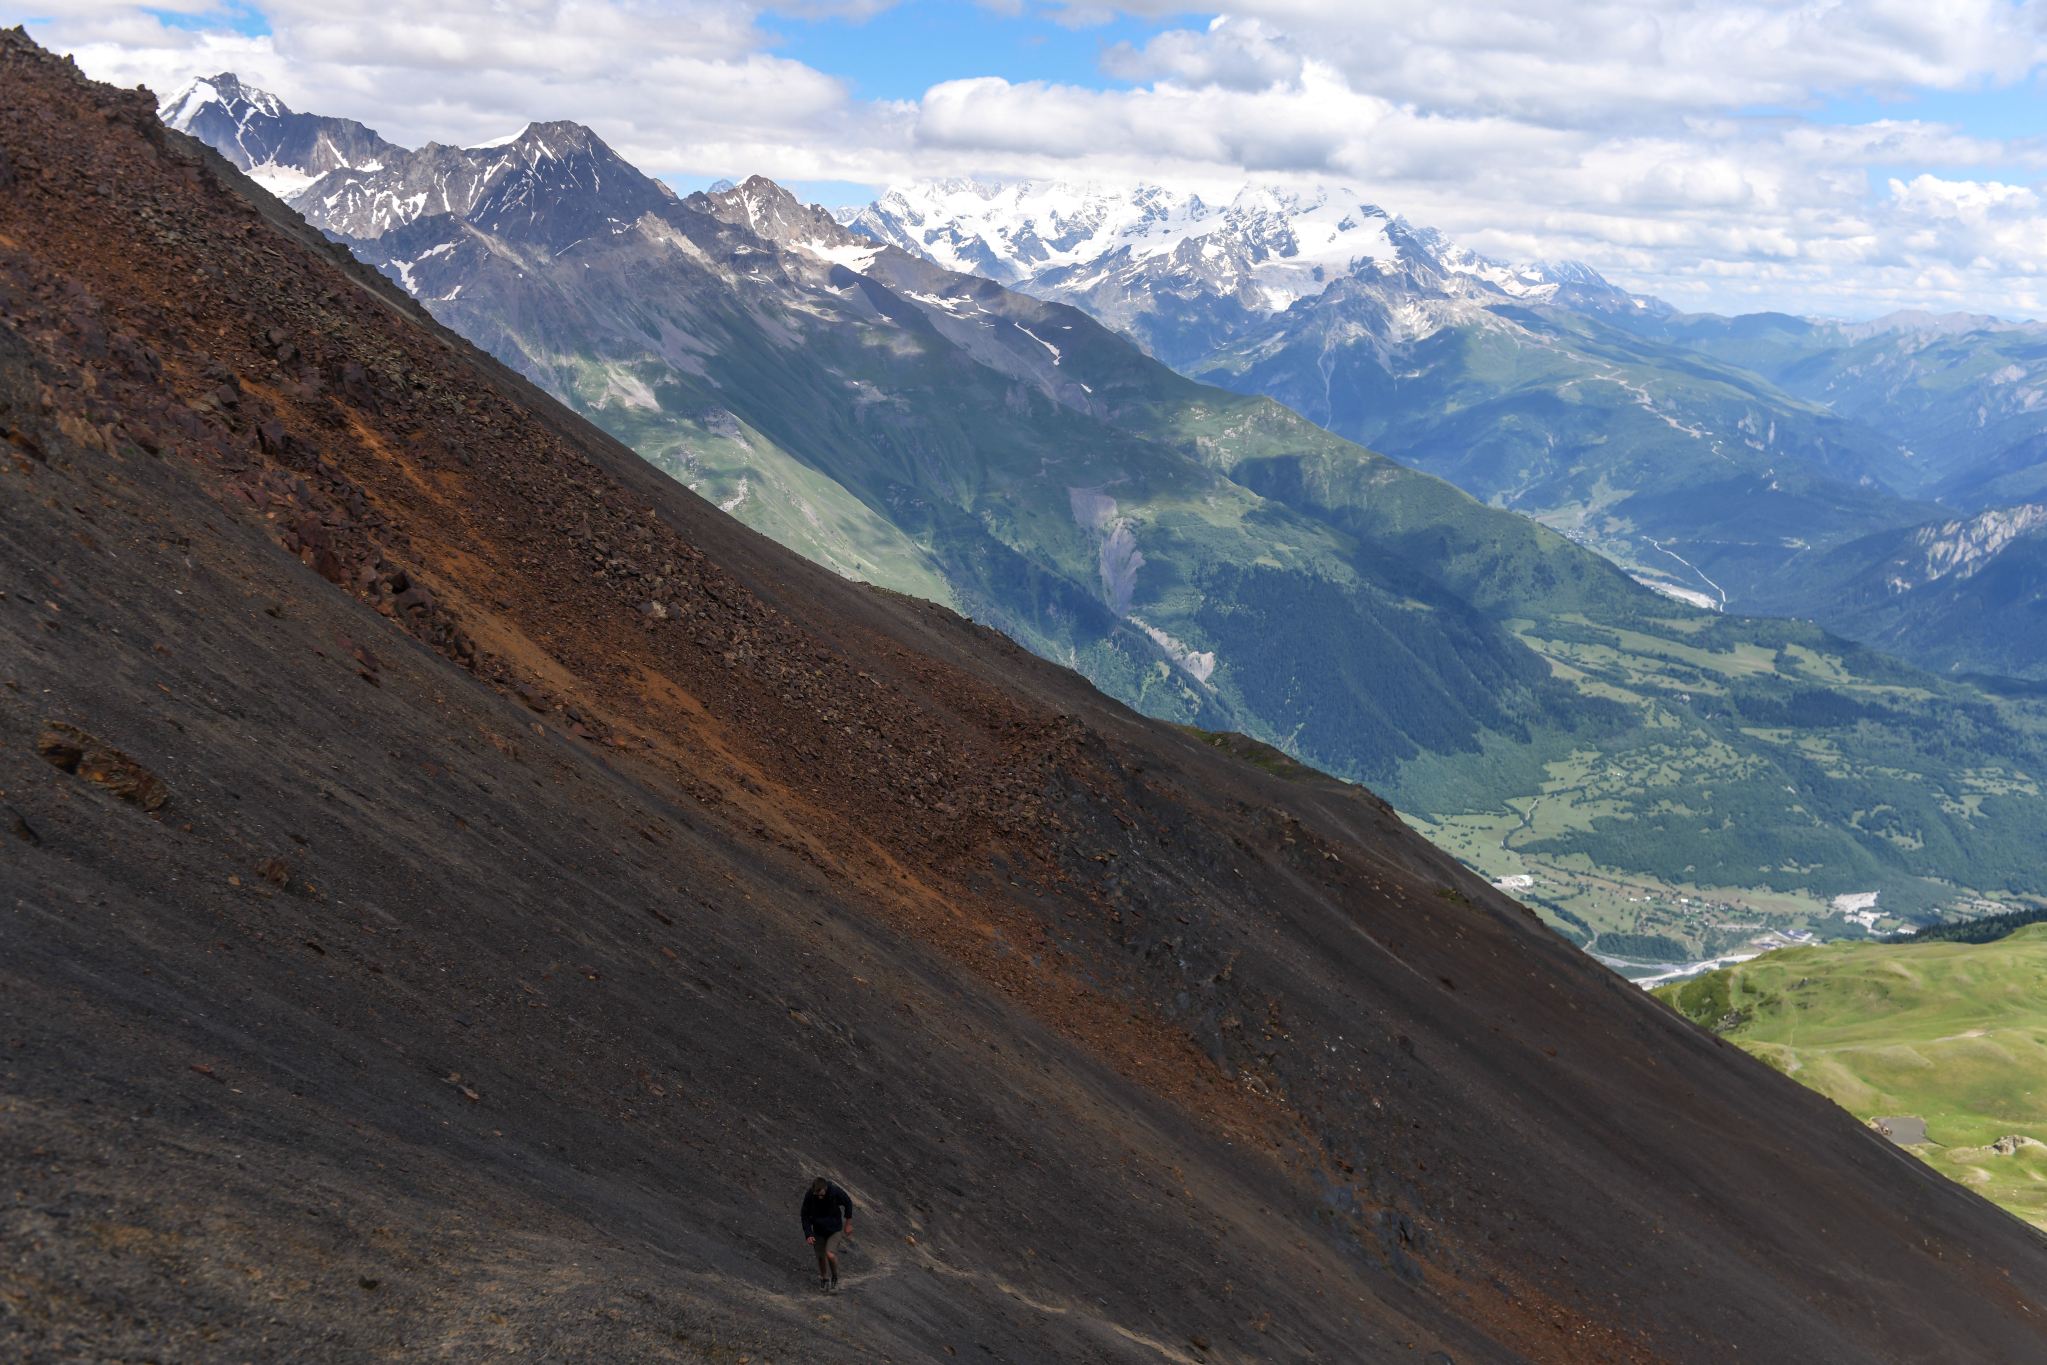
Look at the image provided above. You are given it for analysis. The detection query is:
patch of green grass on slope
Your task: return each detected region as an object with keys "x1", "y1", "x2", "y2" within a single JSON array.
[{"x1": 1654, "y1": 927, "x2": 2047, "y2": 1228}]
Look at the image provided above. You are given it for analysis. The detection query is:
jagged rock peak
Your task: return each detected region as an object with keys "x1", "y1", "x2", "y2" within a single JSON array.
[
  {"x1": 158, "y1": 70, "x2": 404, "y2": 195},
  {"x1": 286, "y1": 118, "x2": 676, "y2": 248},
  {"x1": 684, "y1": 174, "x2": 874, "y2": 256}
]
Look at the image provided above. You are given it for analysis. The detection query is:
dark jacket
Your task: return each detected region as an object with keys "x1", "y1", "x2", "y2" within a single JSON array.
[{"x1": 801, "y1": 1182, "x2": 853, "y2": 1238}]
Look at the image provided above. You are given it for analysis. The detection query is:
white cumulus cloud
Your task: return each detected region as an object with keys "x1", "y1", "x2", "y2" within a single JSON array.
[{"x1": 22, "y1": 0, "x2": 2047, "y2": 317}]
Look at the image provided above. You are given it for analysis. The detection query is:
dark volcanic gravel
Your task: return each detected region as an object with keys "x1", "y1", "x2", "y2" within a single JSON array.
[{"x1": 3, "y1": 28, "x2": 2047, "y2": 1365}]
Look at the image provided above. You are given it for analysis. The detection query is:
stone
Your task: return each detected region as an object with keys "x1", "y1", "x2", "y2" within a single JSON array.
[
  {"x1": 108, "y1": 332, "x2": 161, "y2": 382},
  {"x1": 37, "y1": 721, "x2": 170, "y2": 811},
  {"x1": 8, "y1": 426, "x2": 47, "y2": 461},
  {"x1": 337, "y1": 361, "x2": 373, "y2": 406},
  {"x1": 337, "y1": 637, "x2": 383, "y2": 673},
  {"x1": 69, "y1": 311, "x2": 107, "y2": 359}
]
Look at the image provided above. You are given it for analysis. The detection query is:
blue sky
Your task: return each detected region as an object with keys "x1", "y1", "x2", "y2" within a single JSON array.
[
  {"x1": 670, "y1": 2, "x2": 2047, "y2": 218},
  {"x1": 672, "y1": 1, "x2": 1197, "y2": 209},
  {"x1": 1750, "y1": 80, "x2": 2047, "y2": 189},
  {"x1": 764, "y1": 1, "x2": 1175, "y2": 104},
  {"x1": 140, "y1": 1, "x2": 270, "y2": 36},
  {"x1": 1807, "y1": 82, "x2": 2047, "y2": 145},
  {"x1": 35, "y1": 0, "x2": 2047, "y2": 316}
]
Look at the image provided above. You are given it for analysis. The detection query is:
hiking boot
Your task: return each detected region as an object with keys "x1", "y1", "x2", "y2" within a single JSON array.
[{"x1": 820, "y1": 1277, "x2": 830, "y2": 1293}]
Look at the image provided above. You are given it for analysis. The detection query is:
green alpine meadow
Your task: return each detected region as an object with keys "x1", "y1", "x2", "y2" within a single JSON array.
[{"x1": 1656, "y1": 924, "x2": 2047, "y2": 1229}]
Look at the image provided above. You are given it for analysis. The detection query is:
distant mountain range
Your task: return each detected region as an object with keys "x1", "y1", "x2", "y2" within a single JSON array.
[
  {"x1": 161, "y1": 74, "x2": 2047, "y2": 940},
  {"x1": 846, "y1": 176, "x2": 2047, "y2": 677},
  {"x1": 842, "y1": 179, "x2": 1666, "y2": 367},
  {"x1": 1625, "y1": 309, "x2": 2047, "y2": 504}
]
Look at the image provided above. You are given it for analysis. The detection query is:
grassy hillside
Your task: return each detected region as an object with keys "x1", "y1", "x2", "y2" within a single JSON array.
[
  {"x1": 1655, "y1": 929, "x2": 2047, "y2": 1227},
  {"x1": 1190, "y1": 284, "x2": 1937, "y2": 609},
  {"x1": 1633, "y1": 313, "x2": 2047, "y2": 498}
]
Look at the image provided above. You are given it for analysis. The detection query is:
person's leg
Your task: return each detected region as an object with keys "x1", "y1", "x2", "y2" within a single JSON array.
[
  {"x1": 825, "y1": 1230, "x2": 842, "y2": 1285},
  {"x1": 813, "y1": 1238, "x2": 831, "y2": 1287}
]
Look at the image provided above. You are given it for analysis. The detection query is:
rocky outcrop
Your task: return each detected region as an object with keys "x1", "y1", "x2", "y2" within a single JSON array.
[{"x1": 1889, "y1": 503, "x2": 2047, "y2": 590}]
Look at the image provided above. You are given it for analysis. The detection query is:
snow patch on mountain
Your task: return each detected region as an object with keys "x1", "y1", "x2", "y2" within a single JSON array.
[
  {"x1": 161, "y1": 77, "x2": 233, "y2": 130},
  {"x1": 1016, "y1": 323, "x2": 1062, "y2": 364},
  {"x1": 803, "y1": 241, "x2": 882, "y2": 273},
  {"x1": 472, "y1": 127, "x2": 533, "y2": 149},
  {"x1": 602, "y1": 370, "x2": 662, "y2": 412},
  {"x1": 841, "y1": 179, "x2": 1607, "y2": 319},
  {"x1": 244, "y1": 161, "x2": 322, "y2": 195}
]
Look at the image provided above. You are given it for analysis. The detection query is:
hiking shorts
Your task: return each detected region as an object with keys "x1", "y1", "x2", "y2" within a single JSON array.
[{"x1": 813, "y1": 1229, "x2": 844, "y2": 1258}]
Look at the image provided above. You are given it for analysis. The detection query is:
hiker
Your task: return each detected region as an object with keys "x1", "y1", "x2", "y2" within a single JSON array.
[{"x1": 801, "y1": 1176, "x2": 855, "y2": 1293}]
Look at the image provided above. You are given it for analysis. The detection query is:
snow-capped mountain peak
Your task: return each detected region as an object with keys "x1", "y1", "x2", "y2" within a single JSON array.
[
  {"x1": 161, "y1": 73, "x2": 283, "y2": 131},
  {"x1": 288, "y1": 120, "x2": 678, "y2": 250},
  {"x1": 160, "y1": 70, "x2": 403, "y2": 196},
  {"x1": 840, "y1": 178, "x2": 1655, "y2": 368},
  {"x1": 843, "y1": 179, "x2": 1407, "y2": 312}
]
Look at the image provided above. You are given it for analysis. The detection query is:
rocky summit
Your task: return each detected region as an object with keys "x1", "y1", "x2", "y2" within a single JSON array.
[{"x1": 6, "y1": 30, "x2": 2047, "y2": 1365}]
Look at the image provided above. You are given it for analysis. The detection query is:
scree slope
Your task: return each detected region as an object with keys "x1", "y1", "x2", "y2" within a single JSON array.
[{"x1": 4, "y1": 32, "x2": 2047, "y2": 1365}]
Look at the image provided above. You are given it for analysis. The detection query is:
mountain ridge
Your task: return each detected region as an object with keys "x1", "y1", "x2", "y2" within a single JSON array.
[{"x1": 158, "y1": 73, "x2": 2047, "y2": 945}]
